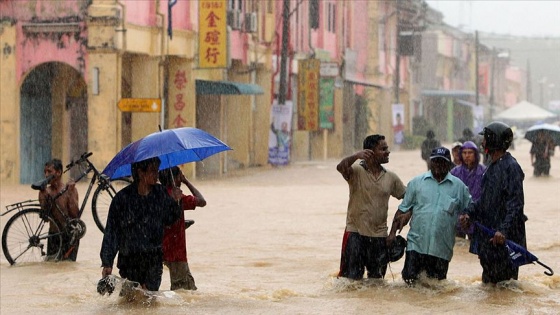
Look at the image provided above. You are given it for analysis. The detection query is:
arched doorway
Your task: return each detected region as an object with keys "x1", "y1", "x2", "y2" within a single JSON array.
[{"x1": 20, "y1": 62, "x2": 88, "y2": 183}]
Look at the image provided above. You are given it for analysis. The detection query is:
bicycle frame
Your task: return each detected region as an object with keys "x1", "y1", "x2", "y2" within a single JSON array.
[
  {"x1": 2, "y1": 152, "x2": 130, "y2": 264},
  {"x1": 64, "y1": 152, "x2": 111, "y2": 219},
  {"x1": 2, "y1": 200, "x2": 42, "y2": 217}
]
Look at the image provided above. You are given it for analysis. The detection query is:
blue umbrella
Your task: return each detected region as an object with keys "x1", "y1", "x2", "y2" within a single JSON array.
[
  {"x1": 102, "y1": 127, "x2": 232, "y2": 179},
  {"x1": 475, "y1": 222, "x2": 554, "y2": 276}
]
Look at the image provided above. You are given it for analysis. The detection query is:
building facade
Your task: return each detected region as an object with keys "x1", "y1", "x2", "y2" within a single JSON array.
[{"x1": 0, "y1": 0, "x2": 274, "y2": 184}]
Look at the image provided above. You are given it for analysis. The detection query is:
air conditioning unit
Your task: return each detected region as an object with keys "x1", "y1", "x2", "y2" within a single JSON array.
[
  {"x1": 244, "y1": 12, "x2": 257, "y2": 33},
  {"x1": 227, "y1": 10, "x2": 242, "y2": 30}
]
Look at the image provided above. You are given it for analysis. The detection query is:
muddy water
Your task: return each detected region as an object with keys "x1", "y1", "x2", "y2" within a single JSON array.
[{"x1": 1, "y1": 140, "x2": 559, "y2": 314}]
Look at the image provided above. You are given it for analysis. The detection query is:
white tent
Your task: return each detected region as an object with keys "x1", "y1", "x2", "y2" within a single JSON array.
[{"x1": 493, "y1": 100, "x2": 557, "y2": 121}]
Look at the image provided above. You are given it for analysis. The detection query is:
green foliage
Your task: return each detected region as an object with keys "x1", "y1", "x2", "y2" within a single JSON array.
[
  {"x1": 402, "y1": 132, "x2": 424, "y2": 150},
  {"x1": 412, "y1": 116, "x2": 435, "y2": 137}
]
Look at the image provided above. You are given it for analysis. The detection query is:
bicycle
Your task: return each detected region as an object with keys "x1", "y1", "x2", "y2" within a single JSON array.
[{"x1": 1, "y1": 152, "x2": 131, "y2": 265}]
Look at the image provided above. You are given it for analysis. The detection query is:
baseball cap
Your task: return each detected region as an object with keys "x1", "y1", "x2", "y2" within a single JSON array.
[
  {"x1": 430, "y1": 146, "x2": 452, "y2": 162},
  {"x1": 452, "y1": 141, "x2": 462, "y2": 149}
]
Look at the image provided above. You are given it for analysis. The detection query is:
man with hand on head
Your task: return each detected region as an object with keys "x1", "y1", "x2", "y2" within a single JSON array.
[{"x1": 337, "y1": 134, "x2": 406, "y2": 280}]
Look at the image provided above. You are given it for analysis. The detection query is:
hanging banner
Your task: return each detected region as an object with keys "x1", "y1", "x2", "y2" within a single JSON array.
[
  {"x1": 297, "y1": 59, "x2": 320, "y2": 131},
  {"x1": 392, "y1": 103, "x2": 405, "y2": 145},
  {"x1": 199, "y1": 0, "x2": 227, "y2": 68},
  {"x1": 319, "y1": 78, "x2": 334, "y2": 129},
  {"x1": 268, "y1": 100, "x2": 293, "y2": 165}
]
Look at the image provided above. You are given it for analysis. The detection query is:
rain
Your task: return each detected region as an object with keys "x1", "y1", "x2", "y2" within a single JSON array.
[{"x1": 1, "y1": 0, "x2": 559, "y2": 314}]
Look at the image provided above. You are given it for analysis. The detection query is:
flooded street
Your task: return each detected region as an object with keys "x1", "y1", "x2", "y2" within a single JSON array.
[{"x1": 1, "y1": 140, "x2": 559, "y2": 314}]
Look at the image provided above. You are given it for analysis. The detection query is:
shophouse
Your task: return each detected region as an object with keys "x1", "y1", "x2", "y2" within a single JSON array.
[{"x1": 0, "y1": 0, "x2": 273, "y2": 183}]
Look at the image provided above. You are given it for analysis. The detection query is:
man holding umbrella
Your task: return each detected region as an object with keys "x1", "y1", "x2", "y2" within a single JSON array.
[
  {"x1": 530, "y1": 130, "x2": 553, "y2": 177},
  {"x1": 460, "y1": 121, "x2": 527, "y2": 285},
  {"x1": 100, "y1": 157, "x2": 183, "y2": 292}
]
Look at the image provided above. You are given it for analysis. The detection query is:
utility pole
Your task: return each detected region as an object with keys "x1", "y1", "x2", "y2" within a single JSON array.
[
  {"x1": 278, "y1": 0, "x2": 290, "y2": 105},
  {"x1": 526, "y1": 59, "x2": 532, "y2": 102},
  {"x1": 394, "y1": 0, "x2": 400, "y2": 104},
  {"x1": 475, "y1": 30, "x2": 479, "y2": 106},
  {"x1": 489, "y1": 47, "x2": 496, "y2": 119}
]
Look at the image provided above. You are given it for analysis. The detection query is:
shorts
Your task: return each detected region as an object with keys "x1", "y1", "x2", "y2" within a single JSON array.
[
  {"x1": 338, "y1": 231, "x2": 388, "y2": 280},
  {"x1": 401, "y1": 250, "x2": 449, "y2": 284},
  {"x1": 117, "y1": 251, "x2": 163, "y2": 291}
]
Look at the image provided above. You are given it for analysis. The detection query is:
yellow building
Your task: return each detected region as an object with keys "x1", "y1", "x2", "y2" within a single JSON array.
[{"x1": 0, "y1": 0, "x2": 273, "y2": 184}]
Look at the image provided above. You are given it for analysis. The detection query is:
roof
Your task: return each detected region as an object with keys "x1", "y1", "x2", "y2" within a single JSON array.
[{"x1": 493, "y1": 100, "x2": 557, "y2": 121}]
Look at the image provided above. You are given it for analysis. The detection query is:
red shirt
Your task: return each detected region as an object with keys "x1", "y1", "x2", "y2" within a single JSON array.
[{"x1": 162, "y1": 188, "x2": 198, "y2": 262}]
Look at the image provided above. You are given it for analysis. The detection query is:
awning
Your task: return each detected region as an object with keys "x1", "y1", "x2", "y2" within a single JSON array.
[
  {"x1": 195, "y1": 80, "x2": 264, "y2": 95},
  {"x1": 456, "y1": 99, "x2": 478, "y2": 107},
  {"x1": 422, "y1": 90, "x2": 475, "y2": 97},
  {"x1": 344, "y1": 78, "x2": 384, "y2": 89}
]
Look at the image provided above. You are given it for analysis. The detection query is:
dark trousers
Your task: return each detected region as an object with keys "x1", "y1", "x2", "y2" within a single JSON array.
[
  {"x1": 401, "y1": 250, "x2": 449, "y2": 284},
  {"x1": 478, "y1": 241, "x2": 519, "y2": 284},
  {"x1": 339, "y1": 232, "x2": 388, "y2": 280},
  {"x1": 117, "y1": 251, "x2": 163, "y2": 291}
]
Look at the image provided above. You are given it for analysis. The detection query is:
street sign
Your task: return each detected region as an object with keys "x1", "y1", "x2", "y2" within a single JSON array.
[
  {"x1": 320, "y1": 62, "x2": 339, "y2": 77},
  {"x1": 117, "y1": 98, "x2": 162, "y2": 112}
]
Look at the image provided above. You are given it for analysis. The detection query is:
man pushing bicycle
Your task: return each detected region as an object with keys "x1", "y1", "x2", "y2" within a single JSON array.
[{"x1": 38, "y1": 159, "x2": 80, "y2": 261}]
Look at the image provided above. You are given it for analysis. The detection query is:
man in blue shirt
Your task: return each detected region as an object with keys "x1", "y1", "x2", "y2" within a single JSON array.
[
  {"x1": 389, "y1": 147, "x2": 472, "y2": 285},
  {"x1": 460, "y1": 121, "x2": 526, "y2": 284}
]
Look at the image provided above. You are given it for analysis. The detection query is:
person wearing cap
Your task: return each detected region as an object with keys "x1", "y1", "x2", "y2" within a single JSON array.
[
  {"x1": 389, "y1": 146, "x2": 472, "y2": 285},
  {"x1": 451, "y1": 142, "x2": 463, "y2": 166},
  {"x1": 336, "y1": 134, "x2": 406, "y2": 280},
  {"x1": 460, "y1": 121, "x2": 526, "y2": 285},
  {"x1": 451, "y1": 141, "x2": 486, "y2": 239}
]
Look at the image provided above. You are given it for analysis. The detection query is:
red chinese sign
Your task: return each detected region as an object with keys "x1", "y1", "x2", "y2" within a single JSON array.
[
  {"x1": 297, "y1": 59, "x2": 321, "y2": 131},
  {"x1": 172, "y1": 69, "x2": 188, "y2": 128}
]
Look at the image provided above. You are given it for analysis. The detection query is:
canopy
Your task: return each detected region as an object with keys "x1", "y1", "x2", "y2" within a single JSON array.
[
  {"x1": 493, "y1": 100, "x2": 557, "y2": 121},
  {"x1": 196, "y1": 80, "x2": 264, "y2": 95}
]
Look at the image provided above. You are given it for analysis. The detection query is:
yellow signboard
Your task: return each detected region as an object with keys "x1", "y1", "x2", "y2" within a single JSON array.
[
  {"x1": 297, "y1": 59, "x2": 321, "y2": 131},
  {"x1": 198, "y1": 0, "x2": 227, "y2": 68},
  {"x1": 118, "y1": 98, "x2": 162, "y2": 112}
]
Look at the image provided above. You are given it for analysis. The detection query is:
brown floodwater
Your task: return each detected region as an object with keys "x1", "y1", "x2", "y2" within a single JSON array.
[{"x1": 1, "y1": 140, "x2": 559, "y2": 314}]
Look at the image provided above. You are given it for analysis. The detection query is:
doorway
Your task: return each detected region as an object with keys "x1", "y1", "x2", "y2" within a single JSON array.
[{"x1": 20, "y1": 62, "x2": 88, "y2": 183}]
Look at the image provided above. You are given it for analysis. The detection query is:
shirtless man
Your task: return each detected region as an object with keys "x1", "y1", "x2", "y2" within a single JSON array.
[{"x1": 38, "y1": 159, "x2": 80, "y2": 261}]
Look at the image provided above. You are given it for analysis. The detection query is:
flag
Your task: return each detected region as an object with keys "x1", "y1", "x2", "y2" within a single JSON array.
[{"x1": 168, "y1": 0, "x2": 178, "y2": 39}]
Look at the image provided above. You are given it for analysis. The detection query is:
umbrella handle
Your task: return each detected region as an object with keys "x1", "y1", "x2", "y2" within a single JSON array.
[{"x1": 536, "y1": 261, "x2": 554, "y2": 276}]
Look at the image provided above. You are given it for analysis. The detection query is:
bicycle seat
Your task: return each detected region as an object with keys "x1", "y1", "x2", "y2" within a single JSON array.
[
  {"x1": 31, "y1": 175, "x2": 54, "y2": 191},
  {"x1": 185, "y1": 220, "x2": 195, "y2": 229}
]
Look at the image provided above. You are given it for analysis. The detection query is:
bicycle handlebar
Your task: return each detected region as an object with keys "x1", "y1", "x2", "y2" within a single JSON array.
[{"x1": 66, "y1": 152, "x2": 93, "y2": 169}]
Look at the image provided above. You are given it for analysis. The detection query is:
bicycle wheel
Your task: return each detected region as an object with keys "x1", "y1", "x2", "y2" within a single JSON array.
[
  {"x1": 92, "y1": 177, "x2": 132, "y2": 233},
  {"x1": 2, "y1": 208, "x2": 63, "y2": 265}
]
